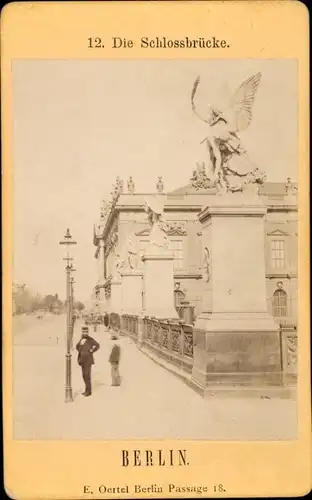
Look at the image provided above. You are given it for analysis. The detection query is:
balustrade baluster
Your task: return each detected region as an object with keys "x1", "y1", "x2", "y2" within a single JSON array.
[
  {"x1": 180, "y1": 325, "x2": 184, "y2": 358},
  {"x1": 168, "y1": 322, "x2": 172, "y2": 354}
]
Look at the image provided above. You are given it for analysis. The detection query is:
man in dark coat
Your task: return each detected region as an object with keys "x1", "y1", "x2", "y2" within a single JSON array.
[
  {"x1": 76, "y1": 326, "x2": 100, "y2": 397},
  {"x1": 104, "y1": 312, "x2": 109, "y2": 329}
]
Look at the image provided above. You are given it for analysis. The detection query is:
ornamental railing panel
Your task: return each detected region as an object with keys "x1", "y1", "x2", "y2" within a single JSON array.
[
  {"x1": 108, "y1": 312, "x2": 121, "y2": 332},
  {"x1": 120, "y1": 314, "x2": 138, "y2": 337},
  {"x1": 280, "y1": 326, "x2": 297, "y2": 385},
  {"x1": 141, "y1": 317, "x2": 194, "y2": 374}
]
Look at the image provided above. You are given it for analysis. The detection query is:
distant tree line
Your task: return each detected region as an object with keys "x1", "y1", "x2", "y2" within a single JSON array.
[{"x1": 12, "y1": 284, "x2": 85, "y2": 315}]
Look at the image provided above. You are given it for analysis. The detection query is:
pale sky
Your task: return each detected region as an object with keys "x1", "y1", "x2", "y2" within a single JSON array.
[{"x1": 12, "y1": 59, "x2": 297, "y2": 302}]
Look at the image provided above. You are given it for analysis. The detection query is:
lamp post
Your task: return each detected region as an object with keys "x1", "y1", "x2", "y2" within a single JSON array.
[
  {"x1": 59, "y1": 229, "x2": 77, "y2": 403},
  {"x1": 70, "y1": 274, "x2": 75, "y2": 350}
]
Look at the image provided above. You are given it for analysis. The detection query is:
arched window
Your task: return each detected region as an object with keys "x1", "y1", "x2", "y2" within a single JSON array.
[{"x1": 272, "y1": 289, "x2": 287, "y2": 317}]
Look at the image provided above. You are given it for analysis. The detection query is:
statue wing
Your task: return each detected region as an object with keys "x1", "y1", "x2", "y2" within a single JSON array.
[
  {"x1": 191, "y1": 76, "x2": 215, "y2": 124},
  {"x1": 224, "y1": 73, "x2": 261, "y2": 133}
]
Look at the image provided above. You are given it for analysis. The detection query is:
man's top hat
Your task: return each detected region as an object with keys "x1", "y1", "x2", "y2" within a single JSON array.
[{"x1": 81, "y1": 326, "x2": 89, "y2": 334}]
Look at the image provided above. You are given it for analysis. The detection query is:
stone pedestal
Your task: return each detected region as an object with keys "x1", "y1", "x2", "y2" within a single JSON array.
[
  {"x1": 142, "y1": 245, "x2": 178, "y2": 320},
  {"x1": 121, "y1": 270, "x2": 143, "y2": 315},
  {"x1": 192, "y1": 194, "x2": 282, "y2": 389},
  {"x1": 97, "y1": 287, "x2": 107, "y2": 314},
  {"x1": 109, "y1": 279, "x2": 122, "y2": 314}
]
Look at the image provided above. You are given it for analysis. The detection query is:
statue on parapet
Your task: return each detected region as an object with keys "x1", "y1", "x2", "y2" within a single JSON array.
[
  {"x1": 127, "y1": 176, "x2": 135, "y2": 193},
  {"x1": 156, "y1": 176, "x2": 164, "y2": 193},
  {"x1": 191, "y1": 72, "x2": 266, "y2": 194}
]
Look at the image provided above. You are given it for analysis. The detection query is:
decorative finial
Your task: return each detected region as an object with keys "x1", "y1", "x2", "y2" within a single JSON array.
[
  {"x1": 116, "y1": 176, "x2": 124, "y2": 193},
  {"x1": 156, "y1": 176, "x2": 164, "y2": 193},
  {"x1": 286, "y1": 177, "x2": 292, "y2": 192}
]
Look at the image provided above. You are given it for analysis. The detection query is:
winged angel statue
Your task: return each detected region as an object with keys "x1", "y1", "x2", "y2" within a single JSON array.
[
  {"x1": 191, "y1": 72, "x2": 266, "y2": 193},
  {"x1": 144, "y1": 196, "x2": 169, "y2": 249}
]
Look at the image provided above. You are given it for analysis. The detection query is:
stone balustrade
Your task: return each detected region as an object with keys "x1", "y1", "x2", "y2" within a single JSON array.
[
  {"x1": 110, "y1": 311, "x2": 297, "y2": 390},
  {"x1": 143, "y1": 317, "x2": 194, "y2": 373},
  {"x1": 108, "y1": 312, "x2": 121, "y2": 332},
  {"x1": 121, "y1": 314, "x2": 139, "y2": 339},
  {"x1": 120, "y1": 314, "x2": 193, "y2": 374}
]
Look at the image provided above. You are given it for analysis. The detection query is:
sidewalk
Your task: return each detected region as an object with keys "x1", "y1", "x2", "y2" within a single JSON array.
[{"x1": 13, "y1": 316, "x2": 297, "y2": 440}]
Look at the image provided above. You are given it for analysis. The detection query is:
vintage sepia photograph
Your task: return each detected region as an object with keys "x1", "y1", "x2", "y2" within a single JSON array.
[{"x1": 12, "y1": 58, "x2": 298, "y2": 441}]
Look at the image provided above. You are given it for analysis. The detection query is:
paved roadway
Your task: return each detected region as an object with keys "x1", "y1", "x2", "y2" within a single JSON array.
[{"x1": 13, "y1": 314, "x2": 297, "y2": 440}]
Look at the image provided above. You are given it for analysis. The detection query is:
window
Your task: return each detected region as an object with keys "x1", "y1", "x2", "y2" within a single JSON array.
[
  {"x1": 272, "y1": 289, "x2": 287, "y2": 317},
  {"x1": 271, "y1": 240, "x2": 285, "y2": 269},
  {"x1": 169, "y1": 240, "x2": 184, "y2": 269}
]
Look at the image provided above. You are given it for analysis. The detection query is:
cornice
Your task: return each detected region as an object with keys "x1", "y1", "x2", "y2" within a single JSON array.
[
  {"x1": 266, "y1": 273, "x2": 297, "y2": 279},
  {"x1": 267, "y1": 205, "x2": 298, "y2": 213},
  {"x1": 174, "y1": 271, "x2": 202, "y2": 280},
  {"x1": 199, "y1": 204, "x2": 267, "y2": 223},
  {"x1": 93, "y1": 195, "x2": 298, "y2": 246}
]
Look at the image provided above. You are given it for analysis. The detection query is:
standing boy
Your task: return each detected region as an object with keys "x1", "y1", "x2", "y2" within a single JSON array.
[{"x1": 109, "y1": 340, "x2": 121, "y2": 386}]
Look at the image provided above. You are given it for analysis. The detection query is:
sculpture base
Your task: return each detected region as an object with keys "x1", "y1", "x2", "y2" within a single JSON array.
[
  {"x1": 192, "y1": 312, "x2": 282, "y2": 388},
  {"x1": 121, "y1": 270, "x2": 143, "y2": 315},
  {"x1": 108, "y1": 280, "x2": 122, "y2": 314},
  {"x1": 195, "y1": 311, "x2": 278, "y2": 332},
  {"x1": 142, "y1": 251, "x2": 179, "y2": 320}
]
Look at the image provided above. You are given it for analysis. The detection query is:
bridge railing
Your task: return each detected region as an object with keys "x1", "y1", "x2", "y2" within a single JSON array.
[
  {"x1": 121, "y1": 314, "x2": 139, "y2": 339},
  {"x1": 143, "y1": 317, "x2": 194, "y2": 374},
  {"x1": 108, "y1": 312, "x2": 121, "y2": 332},
  {"x1": 116, "y1": 312, "x2": 297, "y2": 386},
  {"x1": 120, "y1": 313, "x2": 194, "y2": 373}
]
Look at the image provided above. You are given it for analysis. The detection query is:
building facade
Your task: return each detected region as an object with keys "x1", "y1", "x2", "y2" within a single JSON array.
[{"x1": 93, "y1": 173, "x2": 298, "y2": 328}]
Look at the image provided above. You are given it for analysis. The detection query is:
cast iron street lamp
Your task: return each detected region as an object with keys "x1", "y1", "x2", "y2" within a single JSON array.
[
  {"x1": 59, "y1": 229, "x2": 77, "y2": 403},
  {"x1": 70, "y1": 274, "x2": 75, "y2": 350}
]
